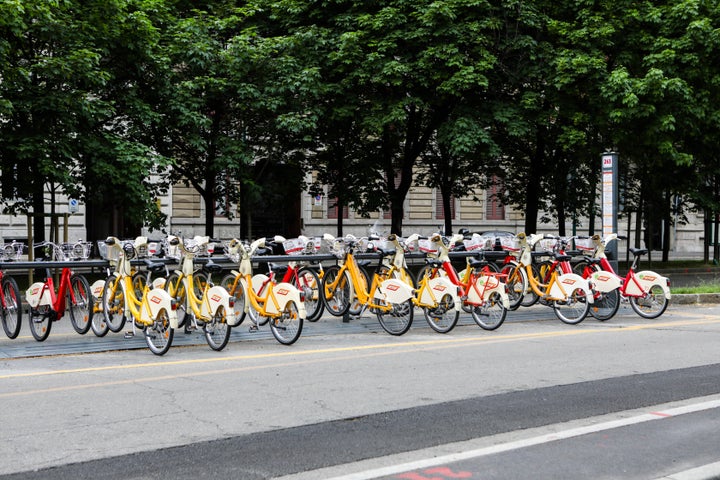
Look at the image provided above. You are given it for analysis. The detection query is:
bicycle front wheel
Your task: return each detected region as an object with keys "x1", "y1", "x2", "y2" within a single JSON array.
[
  {"x1": 102, "y1": 275, "x2": 126, "y2": 333},
  {"x1": 377, "y1": 298, "x2": 414, "y2": 336},
  {"x1": 590, "y1": 288, "x2": 621, "y2": 321},
  {"x1": 520, "y1": 263, "x2": 540, "y2": 307},
  {"x1": 145, "y1": 308, "x2": 174, "y2": 355},
  {"x1": 1, "y1": 276, "x2": 22, "y2": 339},
  {"x1": 629, "y1": 284, "x2": 669, "y2": 319},
  {"x1": 68, "y1": 275, "x2": 93, "y2": 334},
  {"x1": 423, "y1": 293, "x2": 459, "y2": 333},
  {"x1": 470, "y1": 291, "x2": 508, "y2": 331},
  {"x1": 29, "y1": 305, "x2": 52, "y2": 342},
  {"x1": 204, "y1": 305, "x2": 231, "y2": 351},
  {"x1": 322, "y1": 265, "x2": 351, "y2": 317},
  {"x1": 500, "y1": 262, "x2": 527, "y2": 311},
  {"x1": 220, "y1": 273, "x2": 246, "y2": 326},
  {"x1": 296, "y1": 267, "x2": 324, "y2": 322},
  {"x1": 553, "y1": 287, "x2": 590, "y2": 324},
  {"x1": 270, "y1": 300, "x2": 303, "y2": 345}
]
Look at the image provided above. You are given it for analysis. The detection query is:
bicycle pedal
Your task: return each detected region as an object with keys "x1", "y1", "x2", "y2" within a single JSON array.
[{"x1": 123, "y1": 331, "x2": 135, "y2": 339}]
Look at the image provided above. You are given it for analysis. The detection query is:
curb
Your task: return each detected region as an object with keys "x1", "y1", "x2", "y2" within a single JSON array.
[{"x1": 670, "y1": 293, "x2": 720, "y2": 305}]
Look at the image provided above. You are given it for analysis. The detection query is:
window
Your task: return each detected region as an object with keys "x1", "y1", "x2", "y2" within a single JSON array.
[
  {"x1": 327, "y1": 197, "x2": 349, "y2": 219},
  {"x1": 486, "y1": 177, "x2": 505, "y2": 220},
  {"x1": 435, "y1": 190, "x2": 456, "y2": 220}
]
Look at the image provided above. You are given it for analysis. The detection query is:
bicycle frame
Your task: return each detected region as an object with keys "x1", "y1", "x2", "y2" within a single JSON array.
[
  {"x1": 168, "y1": 235, "x2": 236, "y2": 326},
  {"x1": 229, "y1": 237, "x2": 306, "y2": 320},
  {"x1": 26, "y1": 265, "x2": 75, "y2": 317}
]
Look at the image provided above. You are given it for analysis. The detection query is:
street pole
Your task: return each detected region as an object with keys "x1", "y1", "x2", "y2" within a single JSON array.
[{"x1": 602, "y1": 152, "x2": 619, "y2": 273}]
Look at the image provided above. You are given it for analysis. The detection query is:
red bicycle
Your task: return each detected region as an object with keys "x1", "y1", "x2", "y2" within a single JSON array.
[
  {"x1": 0, "y1": 242, "x2": 23, "y2": 338},
  {"x1": 25, "y1": 241, "x2": 94, "y2": 341}
]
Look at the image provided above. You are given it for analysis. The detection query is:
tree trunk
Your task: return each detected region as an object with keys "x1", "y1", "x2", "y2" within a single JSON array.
[
  {"x1": 524, "y1": 131, "x2": 545, "y2": 234},
  {"x1": 204, "y1": 169, "x2": 216, "y2": 238}
]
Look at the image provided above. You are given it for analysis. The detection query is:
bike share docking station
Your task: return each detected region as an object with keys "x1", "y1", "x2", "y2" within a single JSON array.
[{"x1": 602, "y1": 152, "x2": 619, "y2": 273}]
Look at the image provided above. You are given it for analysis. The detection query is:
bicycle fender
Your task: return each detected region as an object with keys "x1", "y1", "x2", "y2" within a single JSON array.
[
  {"x1": 626, "y1": 270, "x2": 671, "y2": 299},
  {"x1": 90, "y1": 279, "x2": 105, "y2": 301},
  {"x1": 26, "y1": 282, "x2": 52, "y2": 308},
  {"x1": 142, "y1": 287, "x2": 179, "y2": 329},
  {"x1": 467, "y1": 276, "x2": 510, "y2": 309},
  {"x1": 252, "y1": 273, "x2": 270, "y2": 295},
  {"x1": 590, "y1": 271, "x2": 622, "y2": 293},
  {"x1": 553, "y1": 273, "x2": 594, "y2": 304},
  {"x1": 267, "y1": 282, "x2": 307, "y2": 319},
  {"x1": 422, "y1": 277, "x2": 461, "y2": 310},
  {"x1": 200, "y1": 285, "x2": 236, "y2": 326},
  {"x1": 376, "y1": 278, "x2": 415, "y2": 303}
]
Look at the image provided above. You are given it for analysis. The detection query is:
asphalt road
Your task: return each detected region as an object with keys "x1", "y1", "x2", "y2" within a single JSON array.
[{"x1": 1, "y1": 302, "x2": 720, "y2": 479}]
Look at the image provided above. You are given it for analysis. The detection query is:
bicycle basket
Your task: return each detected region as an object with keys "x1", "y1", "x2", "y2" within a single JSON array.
[
  {"x1": 63, "y1": 241, "x2": 92, "y2": 260},
  {"x1": 418, "y1": 239, "x2": 438, "y2": 255},
  {"x1": 500, "y1": 237, "x2": 521, "y2": 253},
  {"x1": 538, "y1": 238, "x2": 558, "y2": 251},
  {"x1": 283, "y1": 237, "x2": 308, "y2": 255},
  {"x1": 1, "y1": 242, "x2": 23, "y2": 261},
  {"x1": 463, "y1": 235, "x2": 491, "y2": 252},
  {"x1": 574, "y1": 237, "x2": 594, "y2": 253}
]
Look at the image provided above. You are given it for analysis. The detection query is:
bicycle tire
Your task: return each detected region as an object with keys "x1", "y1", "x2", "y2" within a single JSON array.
[
  {"x1": 68, "y1": 274, "x2": 93, "y2": 334},
  {"x1": 145, "y1": 308, "x2": 174, "y2": 355},
  {"x1": 322, "y1": 265, "x2": 351, "y2": 316},
  {"x1": 220, "y1": 273, "x2": 246, "y2": 326},
  {"x1": 520, "y1": 263, "x2": 541, "y2": 307},
  {"x1": 204, "y1": 305, "x2": 231, "y2": 351},
  {"x1": 470, "y1": 291, "x2": 508, "y2": 331},
  {"x1": 296, "y1": 267, "x2": 324, "y2": 322},
  {"x1": 376, "y1": 297, "x2": 414, "y2": 336},
  {"x1": 102, "y1": 275, "x2": 127, "y2": 333},
  {"x1": 629, "y1": 284, "x2": 669, "y2": 319},
  {"x1": 164, "y1": 272, "x2": 188, "y2": 328},
  {"x1": 553, "y1": 286, "x2": 590, "y2": 324},
  {"x1": 573, "y1": 260, "x2": 591, "y2": 277},
  {"x1": 423, "y1": 293, "x2": 459, "y2": 333},
  {"x1": 536, "y1": 260, "x2": 558, "y2": 306},
  {"x1": 270, "y1": 300, "x2": 303, "y2": 345},
  {"x1": 590, "y1": 288, "x2": 621, "y2": 321},
  {"x1": 500, "y1": 262, "x2": 527, "y2": 311},
  {"x1": 1, "y1": 276, "x2": 22, "y2": 339},
  {"x1": 28, "y1": 304, "x2": 52, "y2": 341}
]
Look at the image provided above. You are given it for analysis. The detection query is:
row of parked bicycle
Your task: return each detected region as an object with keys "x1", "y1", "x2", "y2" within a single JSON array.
[{"x1": 0, "y1": 231, "x2": 671, "y2": 356}]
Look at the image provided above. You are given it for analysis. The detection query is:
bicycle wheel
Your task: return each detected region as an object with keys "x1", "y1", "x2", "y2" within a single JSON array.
[
  {"x1": 377, "y1": 298, "x2": 413, "y2": 335},
  {"x1": 573, "y1": 260, "x2": 591, "y2": 277},
  {"x1": 28, "y1": 304, "x2": 52, "y2": 341},
  {"x1": 102, "y1": 275, "x2": 127, "y2": 333},
  {"x1": 270, "y1": 300, "x2": 303, "y2": 345},
  {"x1": 220, "y1": 273, "x2": 246, "y2": 326},
  {"x1": 536, "y1": 261, "x2": 557, "y2": 307},
  {"x1": 590, "y1": 288, "x2": 621, "y2": 321},
  {"x1": 164, "y1": 273, "x2": 188, "y2": 327},
  {"x1": 520, "y1": 263, "x2": 541, "y2": 307},
  {"x1": 553, "y1": 287, "x2": 590, "y2": 324},
  {"x1": 204, "y1": 305, "x2": 231, "y2": 351},
  {"x1": 500, "y1": 262, "x2": 527, "y2": 311},
  {"x1": 145, "y1": 308, "x2": 174, "y2": 355},
  {"x1": 470, "y1": 291, "x2": 508, "y2": 331},
  {"x1": 423, "y1": 293, "x2": 459, "y2": 333},
  {"x1": 629, "y1": 284, "x2": 669, "y2": 319},
  {"x1": 348, "y1": 266, "x2": 370, "y2": 316},
  {"x1": 68, "y1": 275, "x2": 93, "y2": 334},
  {"x1": 1, "y1": 276, "x2": 22, "y2": 339},
  {"x1": 296, "y1": 267, "x2": 324, "y2": 322},
  {"x1": 322, "y1": 265, "x2": 351, "y2": 316}
]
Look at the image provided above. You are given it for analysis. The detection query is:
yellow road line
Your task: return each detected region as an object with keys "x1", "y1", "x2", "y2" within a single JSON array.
[{"x1": 1, "y1": 317, "x2": 718, "y2": 383}]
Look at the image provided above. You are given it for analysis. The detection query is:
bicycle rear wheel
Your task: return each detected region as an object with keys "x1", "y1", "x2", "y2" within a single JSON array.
[
  {"x1": 629, "y1": 284, "x2": 669, "y2": 319},
  {"x1": 68, "y1": 274, "x2": 92, "y2": 334},
  {"x1": 322, "y1": 265, "x2": 351, "y2": 316},
  {"x1": 553, "y1": 287, "x2": 590, "y2": 324},
  {"x1": 1, "y1": 276, "x2": 22, "y2": 339},
  {"x1": 423, "y1": 293, "x2": 459, "y2": 333},
  {"x1": 270, "y1": 300, "x2": 303, "y2": 345},
  {"x1": 296, "y1": 267, "x2": 324, "y2": 322},
  {"x1": 28, "y1": 304, "x2": 52, "y2": 341},
  {"x1": 470, "y1": 291, "x2": 507, "y2": 330},
  {"x1": 102, "y1": 275, "x2": 127, "y2": 333},
  {"x1": 164, "y1": 273, "x2": 188, "y2": 328},
  {"x1": 204, "y1": 305, "x2": 231, "y2": 351},
  {"x1": 348, "y1": 266, "x2": 370, "y2": 316},
  {"x1": 590, "y1": 288, "x2": 621, "y2": 321},
  {"x1": 145, "y1": 308, "x2": 174, "y2": 355},
  {"x1": 520, "y1": 263, "x2": 540, "y2": 307},
  {"x1": 377, "y1": 298, "x2": 414, "y2": 335}
]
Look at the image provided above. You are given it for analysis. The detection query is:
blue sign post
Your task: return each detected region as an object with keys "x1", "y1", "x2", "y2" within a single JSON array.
[{"x1": 601, "y1": 152, "x2": 619, "y2": 272}]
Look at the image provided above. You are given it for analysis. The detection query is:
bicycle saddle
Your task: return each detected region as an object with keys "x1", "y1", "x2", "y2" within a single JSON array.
[{"x1": 630, "y1": 248, "x2": 648, "y2": 257}]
